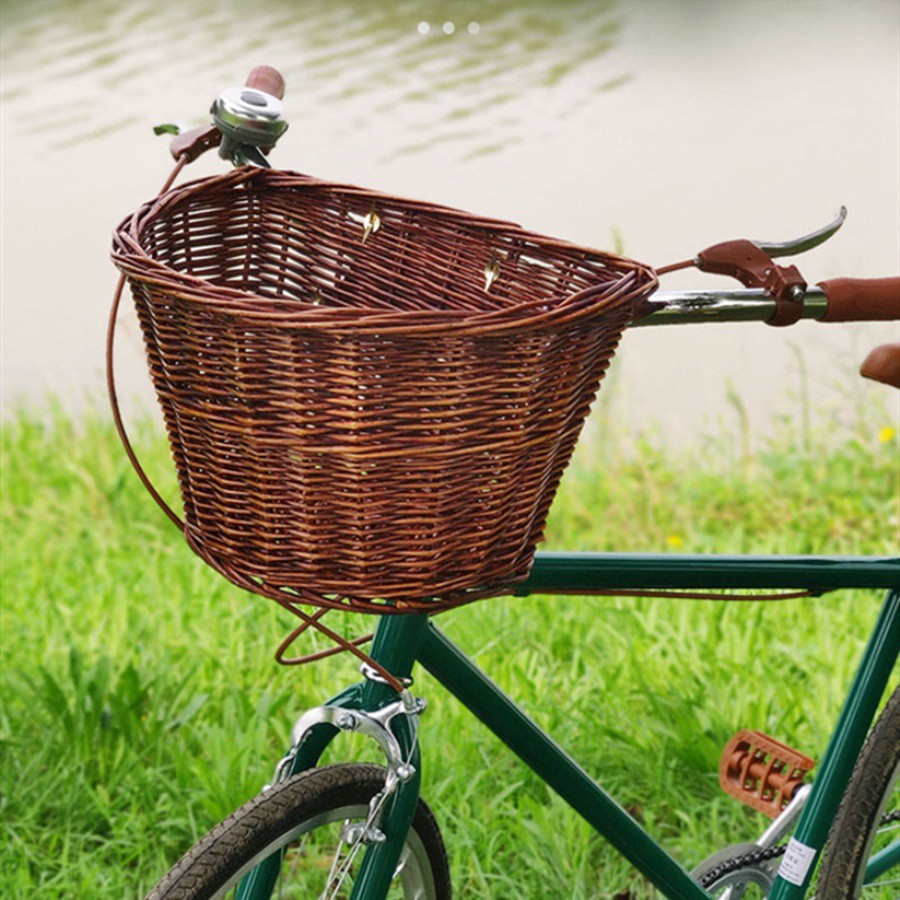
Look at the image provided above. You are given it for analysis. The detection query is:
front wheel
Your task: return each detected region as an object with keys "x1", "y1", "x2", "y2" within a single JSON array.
[
  {"x1": 817, "y1": 684, "x2": 899, "y2": 899},
  {"x1": 146, "y1": 763, "x2": 451, "y2": 900}
]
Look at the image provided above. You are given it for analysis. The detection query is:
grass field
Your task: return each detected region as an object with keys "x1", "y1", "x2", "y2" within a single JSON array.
[{"x1": 1, "y1": 397, "x2": 897, "y2": 898}]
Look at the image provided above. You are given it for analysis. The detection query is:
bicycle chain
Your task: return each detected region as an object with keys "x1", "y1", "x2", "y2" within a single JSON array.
[
  {"x1": 699, "y1": 810, "x2": 898, "y2": 889},
  {"x1": 698, "y1": 844, "x2": 786, "y2": 889}
]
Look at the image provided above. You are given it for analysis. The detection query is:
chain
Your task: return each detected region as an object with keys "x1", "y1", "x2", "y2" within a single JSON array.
[
  {"x1": 700, "y1": 810, "x2": 898, "y2": 890},
  {"x1": 698, "y1": 844, "x2": 786, "y2": 889}
]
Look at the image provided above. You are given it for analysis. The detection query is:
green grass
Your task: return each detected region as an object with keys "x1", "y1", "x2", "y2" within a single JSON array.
[{"x1": 1, "y1": 398, "x2": 897, "y2": 898}]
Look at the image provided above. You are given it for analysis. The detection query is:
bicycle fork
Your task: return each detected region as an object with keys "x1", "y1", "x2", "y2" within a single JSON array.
[{"x1": 236, "y1": 615, "x2": 432, "y2": 900}]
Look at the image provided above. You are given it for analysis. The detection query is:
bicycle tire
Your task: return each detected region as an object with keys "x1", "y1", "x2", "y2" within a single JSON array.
[
  {"x1": 817, "y1": 684, "x2": 899, "y2": 899},
  {"x1": 146, "y1": 763, "x2": 451, "y2": 900}
]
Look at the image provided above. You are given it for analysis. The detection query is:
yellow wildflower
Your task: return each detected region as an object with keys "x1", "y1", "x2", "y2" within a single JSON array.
[
  {"x1": 879, "y1": 426, "x2": 896, "y2": 444},
  {"x1": 666, "y1": 534, "x2": 683, "y2": 549}
]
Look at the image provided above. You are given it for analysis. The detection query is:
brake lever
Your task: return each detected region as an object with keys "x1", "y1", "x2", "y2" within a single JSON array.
[
  {"x1": 753, "y1": 206, "x2": 847, "y2": 258},
  {"x1": 686, "y1": 208, "x2": 848, "y2": 326},
  {"x1": 157, "y1": 123, "x2": 223, "y2": 163}
]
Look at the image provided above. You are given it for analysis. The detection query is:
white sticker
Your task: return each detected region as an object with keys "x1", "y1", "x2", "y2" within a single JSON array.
[{"x1": 778, "y1": 838, "x2": 818, "y2": 886}]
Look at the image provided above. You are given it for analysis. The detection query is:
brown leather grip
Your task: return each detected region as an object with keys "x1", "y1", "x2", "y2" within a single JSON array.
[
  {"x1": 818, "y1": 277, "x2": 900, "y2": 322},
  {"x1": 861, "y1": 343, "x2": 900, "y2": 389},
  {"x1": 246, "y1": 66, "x2": 285, "y2": 99}
]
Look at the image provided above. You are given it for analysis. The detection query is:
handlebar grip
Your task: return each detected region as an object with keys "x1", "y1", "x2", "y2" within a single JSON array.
[
  {"x1": 860, "y1": 343, "x2": 900, "y2": 389},
  {"x1": 245, "y1": 66, "x2": 285, "y2": 100},
  {"x1": 817, "y1": 277, "x2": 900, "y2": 322}
]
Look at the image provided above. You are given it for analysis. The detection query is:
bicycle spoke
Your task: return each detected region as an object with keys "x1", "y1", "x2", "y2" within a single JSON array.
[
  {"x1": 320, "y1": 826, "x2": 353, "y2": 899},
  {"x1": 277, "y1": 835, "x2": 308, "y2": 898},
  {"x1": 316, "y1": 787, "x2": 394, "y2": 899}
]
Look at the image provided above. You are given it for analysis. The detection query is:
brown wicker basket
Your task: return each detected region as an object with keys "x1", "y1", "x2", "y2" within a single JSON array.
[{"x1": 112, "y1": 167, "x2": 657, "y2": 613}]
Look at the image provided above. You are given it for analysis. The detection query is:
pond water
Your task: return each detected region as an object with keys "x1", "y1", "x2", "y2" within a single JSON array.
[{"x1": 2, "y1": 0, "x2": 898, "y2": 444}]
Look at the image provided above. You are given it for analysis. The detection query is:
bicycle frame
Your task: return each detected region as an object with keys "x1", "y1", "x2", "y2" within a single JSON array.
[
  {"x1": 114, "y1": 71, "x2": 900, "y2": 900},
  {"x1": 234, "y1": 552, "x2": 898, "y2": 899}
]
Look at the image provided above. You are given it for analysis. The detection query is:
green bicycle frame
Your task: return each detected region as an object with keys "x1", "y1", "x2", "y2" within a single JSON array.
[{"x1": 237, "y1": 552, "x2": 899, "y2": 899}]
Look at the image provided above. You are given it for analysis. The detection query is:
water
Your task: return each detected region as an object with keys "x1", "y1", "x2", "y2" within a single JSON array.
[{"x1": 2, "y1": 0, "x2": 898, "y2": 443}]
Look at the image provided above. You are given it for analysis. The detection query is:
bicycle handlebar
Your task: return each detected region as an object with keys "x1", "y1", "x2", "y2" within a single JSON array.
[
  {"x1": 640, "y1": 278, "x2": 899, "y2": 390},
  {"x1": 655, "y1": 218, "x2": 898, "y2": 329},
  {"x1": 637, "y1": 279, "x2": 899, "y2": 327},
  {"x1": 817, "y1": 278, "x2": 900, "y2": 322}
]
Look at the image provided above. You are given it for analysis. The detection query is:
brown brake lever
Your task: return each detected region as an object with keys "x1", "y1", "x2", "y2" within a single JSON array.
[
  {"x1": 753, "y1": 207, "x2": 847, "y2": 258},
  {"x1": 693, "y1": 208, "x2": 847, "y2": 326}
]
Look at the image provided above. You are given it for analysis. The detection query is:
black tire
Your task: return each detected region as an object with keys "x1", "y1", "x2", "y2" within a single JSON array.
[
  {"x1": 146, "y1": 763, "x2": 451, "y2": 900},
  {"x1": 817, "y1": 684, "x2": 900, "y2": 899}
]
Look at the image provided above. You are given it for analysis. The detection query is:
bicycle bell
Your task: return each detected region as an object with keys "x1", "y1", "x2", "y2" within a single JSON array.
[{"x1": 211, "y1": 86, "x2": 288, "y2": 167}]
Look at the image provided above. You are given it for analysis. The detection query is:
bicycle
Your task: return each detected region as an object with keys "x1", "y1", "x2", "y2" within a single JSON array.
[{"x1": 107, "y1": 67, "x2": 900, "y2": 899}]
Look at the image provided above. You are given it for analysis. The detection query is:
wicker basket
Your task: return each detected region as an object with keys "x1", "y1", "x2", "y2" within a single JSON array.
[{"x1": 112, "y1": 167, "x2": 657, "y2": 613}]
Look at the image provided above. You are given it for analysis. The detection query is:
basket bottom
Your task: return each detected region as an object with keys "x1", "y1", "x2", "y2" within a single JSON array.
[{"x1": 184, "y1": 524, "x2": 531, "y2": 614}]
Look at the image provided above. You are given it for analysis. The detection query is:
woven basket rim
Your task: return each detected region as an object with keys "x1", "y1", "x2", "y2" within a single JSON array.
[{"x1": 112, "y1": 167, "x2": 658, "y2": 336}]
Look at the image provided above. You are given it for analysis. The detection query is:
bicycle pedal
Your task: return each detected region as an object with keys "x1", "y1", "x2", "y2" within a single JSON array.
[{"x1": 719, "y1": 730, "x2": 815, "y2": 818}]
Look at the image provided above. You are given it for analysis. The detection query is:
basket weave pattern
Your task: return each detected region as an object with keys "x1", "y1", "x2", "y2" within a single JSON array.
[{"x1": 113, "y1": 168, "x2": 657, "y2": 612}]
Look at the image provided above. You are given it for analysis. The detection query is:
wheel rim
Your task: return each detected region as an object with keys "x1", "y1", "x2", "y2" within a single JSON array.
[
  {"x1": 856, "y1": 761, "x2": 899, "y2": 898},
  {"x1": 209, "y1": 802, "x2": 437, "y2": 899}
]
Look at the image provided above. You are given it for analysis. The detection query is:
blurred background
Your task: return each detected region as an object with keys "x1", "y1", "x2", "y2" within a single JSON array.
[{"x1": 2, "y1": 0, "x2": 898, "y2": 443}]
